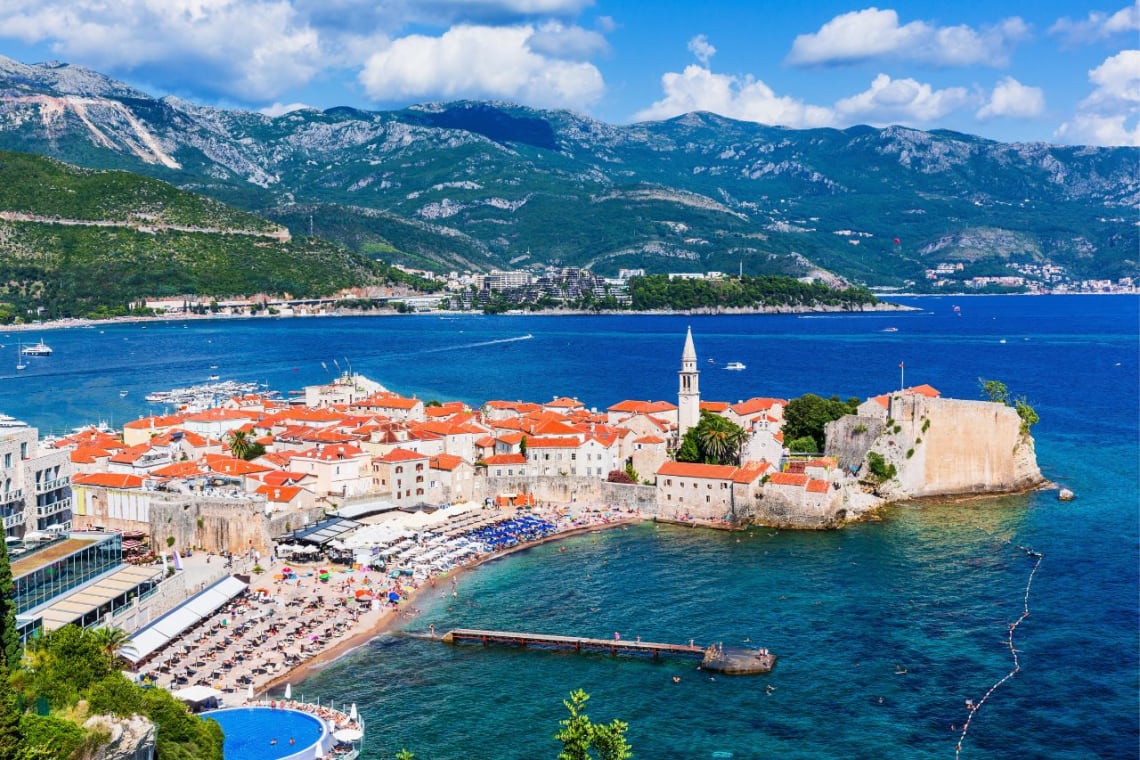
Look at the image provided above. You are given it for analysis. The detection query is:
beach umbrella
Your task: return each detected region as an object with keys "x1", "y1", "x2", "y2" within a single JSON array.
[
  {"x1": 387, "y1": 591, "x2": 401, "y2": 603},
  {"x1": 284, "y1": 683, "x2": 292, "y2": 700},
  {"x1": 334, "y1": 728, "x2": 363, "y2": 742}
]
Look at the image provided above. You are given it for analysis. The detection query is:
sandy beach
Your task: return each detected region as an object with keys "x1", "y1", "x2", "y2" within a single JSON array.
[{"x1": 133, "y1": 505, "x2": 644, "y2": 702}]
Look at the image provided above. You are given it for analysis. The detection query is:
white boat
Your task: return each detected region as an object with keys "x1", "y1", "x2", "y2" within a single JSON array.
[
  {"x1": 119, "y1": 390, "x2": 129, "y2": 398},
  {"x1": 724, "y1": 362, "x2": 746, "y2": 370},
  {"x1": 207, "y1": 374, "x2": 220, "y2": 381},
  {"x1": 21, "y1": 340, "x2": 52, "y2": 356}
]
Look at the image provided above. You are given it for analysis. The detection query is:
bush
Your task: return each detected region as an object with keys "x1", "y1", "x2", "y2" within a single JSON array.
[
  {"x1": 866, "y1": 452, "x2": 897, "y2": 482},
  {"x1": 787, "y1": 436, "x2": 818, "y2": 454},
  {"x1": 17, "y1": 714, "x2": 85, "y2": 760}
]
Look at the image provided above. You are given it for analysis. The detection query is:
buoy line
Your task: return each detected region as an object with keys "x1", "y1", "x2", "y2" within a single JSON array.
[{"x1": 955, "y1": 544, "x2": 1044, "y2": 758}]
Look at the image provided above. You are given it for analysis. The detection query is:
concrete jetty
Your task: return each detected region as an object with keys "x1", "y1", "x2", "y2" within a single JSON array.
[{"x1": 436, "y1": 628, "x2": 776, "y2": 674}]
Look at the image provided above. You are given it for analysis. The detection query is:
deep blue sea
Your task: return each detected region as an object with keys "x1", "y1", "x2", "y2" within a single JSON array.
[{"x1": 0, "y1": 295, "x2": 1136, "y2": 759}]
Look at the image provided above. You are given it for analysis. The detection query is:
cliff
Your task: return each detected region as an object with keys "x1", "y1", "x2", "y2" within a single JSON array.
[
  {"x1": 86, "y1": 714, "x2": 156, "y2": 760},
  {"x1": 826, "y1": 394, "x2": 1044, "y2": 502}
]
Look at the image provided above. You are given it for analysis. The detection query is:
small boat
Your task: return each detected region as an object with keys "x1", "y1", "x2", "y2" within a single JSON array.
[
  {"x1": 119, "y1": 390, "x2": 129, "y2": 398},
  {"x1": 724, "y1": 362, "x2": 746, "y2": 371},
  {"x1": 207, "y1": 374, "x2": 220, "y2": 381},
  {"x1": 707, "y1": 358, "x2": 716, "y2": 364},
  {"x1": 882, "y1": 327, "x2": 898, "y2": 332},
  {"x1": 15, "y1": 342, "x2": 26, "y2": 371},
  {"x1": 21, "y1": 340, "x2": 52, "y2": 356}
]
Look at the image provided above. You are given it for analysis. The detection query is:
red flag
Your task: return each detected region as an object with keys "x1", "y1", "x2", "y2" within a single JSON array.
[
  {"x1": 899, "y1": 362, "x2": 904, "y2": 368},
  {"x1": 893, "y1": 237, "x2": 900, "y2": 245}
]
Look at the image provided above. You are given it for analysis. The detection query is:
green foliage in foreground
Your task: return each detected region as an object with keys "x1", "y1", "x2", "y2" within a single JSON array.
[
  {"x1": 628, "y1": 274, "x2": 878, "y2": 311},
  {"x1": 8, "y1": 625, "x2": 223, "y2": 760},
  {"x1": 555, "y1": 690, "x2": 633, "y2": 760}
]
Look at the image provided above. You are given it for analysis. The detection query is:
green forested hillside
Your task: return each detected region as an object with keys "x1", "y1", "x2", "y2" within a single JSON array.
[{"x1": 0, "y1": 151, "x2": 408, "y2": 320}]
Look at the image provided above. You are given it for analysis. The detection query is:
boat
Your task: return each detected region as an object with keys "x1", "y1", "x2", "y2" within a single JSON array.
[
  {"x1": 207, "y1": 374, "x2": 220, "y2": 381},
  {"x1": 882, "y1": 327, "x2": 898, "y2": 332},
  {"x1": 14, "y1": 342, "x2": 25, "y2": 372},
  {"x1": 707, "y1": 358, "x2": 716, "y2": 364},
  {"x1": 724, "y1": 362, "x2": 746, "y2": 370},
  {"x1": 21, "y1": 340, "x2": 52, "y2": 356},
  {"x1": 119, "y1": 390, "x2": 129, "y2": 398}
]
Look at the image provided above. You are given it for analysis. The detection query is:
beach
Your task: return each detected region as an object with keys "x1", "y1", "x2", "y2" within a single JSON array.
[{"x1": 132, "y1": 504, "x2": 643, "y2": 703}]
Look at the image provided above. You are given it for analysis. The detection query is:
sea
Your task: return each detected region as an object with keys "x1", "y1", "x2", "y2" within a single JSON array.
[{"x1": 0, "y1": 294, "x2": 1135, "y2": 759}]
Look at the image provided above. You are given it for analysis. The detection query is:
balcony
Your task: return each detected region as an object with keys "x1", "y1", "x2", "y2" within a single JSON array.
[
  {"x1": 35, "y1": 497, "x2": 72, "y2": 517},
  {"x1": 1, "y1": 489, "x2": 22, "y2": 506},
  {"x1": 36, "y1": 477, "x2": 69, "y2": 493},
  {"x1": 2, "y1": 512, "x2": 24, "y2": 529}
]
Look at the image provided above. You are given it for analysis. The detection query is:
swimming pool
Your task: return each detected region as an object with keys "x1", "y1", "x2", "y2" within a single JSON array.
[{"x1": 202, "y1": 707, "x2": 327, "y2": 760}]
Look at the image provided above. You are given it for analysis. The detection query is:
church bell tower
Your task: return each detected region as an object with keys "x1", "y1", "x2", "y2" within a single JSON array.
[{"x1": 678, "y1": 326, "x2": 700, "y2": 439}]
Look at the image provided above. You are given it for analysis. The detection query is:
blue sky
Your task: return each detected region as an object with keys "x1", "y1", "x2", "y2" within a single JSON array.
[{"x1": 0, "y1": 0, "x2": 1136, "y2": 145}]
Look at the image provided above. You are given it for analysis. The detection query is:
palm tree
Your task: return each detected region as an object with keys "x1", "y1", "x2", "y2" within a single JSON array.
[
  {"x1": 697, "y1": 414, "x2": 749, "y2": 466},
  {"x1": 227, "y1": 429, "x2": 253, "y2": 460},
  {"x1": 91, "y1": 626, "x2": 136, "y2": 663}
]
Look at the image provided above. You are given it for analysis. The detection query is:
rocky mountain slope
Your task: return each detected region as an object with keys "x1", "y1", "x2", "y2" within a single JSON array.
[{"x1": 0, "y1": 56, "x2": 1136, "y2": 286}]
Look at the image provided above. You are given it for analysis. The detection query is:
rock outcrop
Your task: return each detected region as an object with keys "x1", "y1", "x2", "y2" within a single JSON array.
[
  {"x1": 826, "y1": 394, "x2": 1044, "y2": 503},
  {"x1": 85, "y1": 714, "x2": 156, "y2": 760}
]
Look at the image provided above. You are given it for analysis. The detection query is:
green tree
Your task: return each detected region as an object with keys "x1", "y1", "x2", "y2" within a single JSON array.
[
  {"x1": 227, "y1": 429, "x2": 254, "y2": 460},
  {"x1": 979, "y1": 378, "x2": 1010, "y2": 404},
  {"x1": 782, "y1": 394, "x2": 859, "y2": 452},
  {"x1": 90, "y1": 627, "x2": 135, "y2": 664},
  {"x1": 786, "y1": 436, "x2": 818, "y2": 454},
  {"x1": 519, "y1": 435, "x2": 528, "y2": 458},
  {"x1": 555, "y1": 689, "x2": 633, "y2": 760},
  {"x1": 677, "y1": 411, "x2": 749, "y2": 465},
  {"x1": 0, "y1": 540, "x2": 18, "y2": 760}
]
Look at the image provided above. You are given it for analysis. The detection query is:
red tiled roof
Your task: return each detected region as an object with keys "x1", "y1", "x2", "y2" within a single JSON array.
[
  {"x1": 525, "y1": 437, "x2": 580, "y2": 448},
  {"x1": 700, "y1": 401, "x2": 730, "y2": 412},
  {"x1": 767, "y1": 472, "x2": 808, "y2": 487},
  {"x1": 375, "y1": 447, "x2": 428, "y2": 463},
  {"x1": 731, "y1": 398, "x2": 786, "y2": 416},
  {"x1": 732, "y1": 461, "x2": 772, "y2": 483},
  {"x1": 255, "y1": 484, "x2": 303, "y2": 503},
  {"x1": 483, "y1": 453, "x2": 526, "y2": 465},
  {"x1": 123, "y1": 414, "x2": 186, "y2": 430},
  {"x1": 806, "y1": 479, "x2": 831, "y2": 493},
  {"x1": 545, "y1": 396, "x2": 584, "y2": 408},
  {"x1": 656, "y1": 461, "x2": 738, "y2": 479},
  {"x1": 69, "y1": 446, "x2": 113, "y2": 464},
  {"x1": 608, "y1": 400, "x2": 677, "y2": 414},
  {"x1": 431, "y1": 454, "x2": 465, "y2": 471},
  {"x1": 633, "y1": 435, "x2": 666, "y2": 444},
  {"x1": 73, "y1": 472, "x2": 145, "y2": 489},
  {"x1": 150, "y1": 461, "x2": 204, "y2": 478},
  {"x1": 109, "y1": 443, "x2": 155, "y2": 464}
]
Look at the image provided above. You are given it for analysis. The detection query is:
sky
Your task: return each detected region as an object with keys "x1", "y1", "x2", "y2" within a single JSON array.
[{"x1": 0, "y1": 0, "x2": 1136, "y2": 146}]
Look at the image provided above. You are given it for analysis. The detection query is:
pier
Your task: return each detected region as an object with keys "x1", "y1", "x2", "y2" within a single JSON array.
[{"x1": 436, "y1": 629, "x2": 775, "y2": 673}]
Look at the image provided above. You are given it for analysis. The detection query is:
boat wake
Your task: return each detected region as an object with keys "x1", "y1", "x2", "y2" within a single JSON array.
[{"x1": 418, "y1": 334, "x2": 534, "y2": 354}]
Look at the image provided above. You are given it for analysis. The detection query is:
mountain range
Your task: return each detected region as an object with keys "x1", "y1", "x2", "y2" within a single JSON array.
[{"x1": 0, "y1": 55, "x2": 1136, "y2": 287}]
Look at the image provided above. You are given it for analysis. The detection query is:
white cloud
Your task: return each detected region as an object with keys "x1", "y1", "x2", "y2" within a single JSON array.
[
  {"x1": 358, "y1": 24, "x2": 604, "y2": 110},
  {"x1": 260, "y1": 102, "x2": 315, "y2": 116},
  {"x1": 0, "y1": 0, "x2": 325, "y2": 102},
  {"x1": 632, "y1": 64, "x2": 834, "y2": 128},
  {"x1": 527, "y1": 21, "x2": 608, "y2": 59},
  {"x1": 977, "y1": 76, "x2": 1045, "y2": 120},
  {"x1": 1049, "y1": 2, "x2": 1140, "y2": 46},
  {"x1": 834, "y1": 73, "x2": 971, "y2": 123},
  {"x1": 787, "y1": 8, "x2": 1027, "y2": 67},
  {"x1": 1056, "y1": 50, "x2": 1140, "y2": 146},
  {"x1": 688, "y1": 35, "x2": 716, "y2": 67}
]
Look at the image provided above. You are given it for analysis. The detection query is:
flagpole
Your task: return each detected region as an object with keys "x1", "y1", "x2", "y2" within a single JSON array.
[{"x1": 899, "y1": 361, "x2": 904, "y2": 391}]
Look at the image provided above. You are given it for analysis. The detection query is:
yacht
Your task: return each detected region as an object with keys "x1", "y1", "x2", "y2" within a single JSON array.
[
  {"x1": 724, "y1": 362, "x2": 746, "y2": 370},
  {"x1": 21, "y1": 340, "x2": 52, "y2": 356}
]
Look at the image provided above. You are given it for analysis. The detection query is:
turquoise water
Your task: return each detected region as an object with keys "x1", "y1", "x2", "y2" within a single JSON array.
[
  {"x1": 203, "y1": 707, "x2": 324, "y2": 760},
  {"x1": 0, "y1": 295, "x2": 1135, "y2": 758}
]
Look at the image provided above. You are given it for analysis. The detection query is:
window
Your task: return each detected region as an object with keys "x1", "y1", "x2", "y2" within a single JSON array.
[
  {"x1": 3, "y1": 453, "x2": 9, "y2": 468},
  {"x1": 19, "y1": 443, "x2": 26, "y2": 460},
  {"x1": 395, "y1": 466, "x2": 404, "y2": 474}
]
